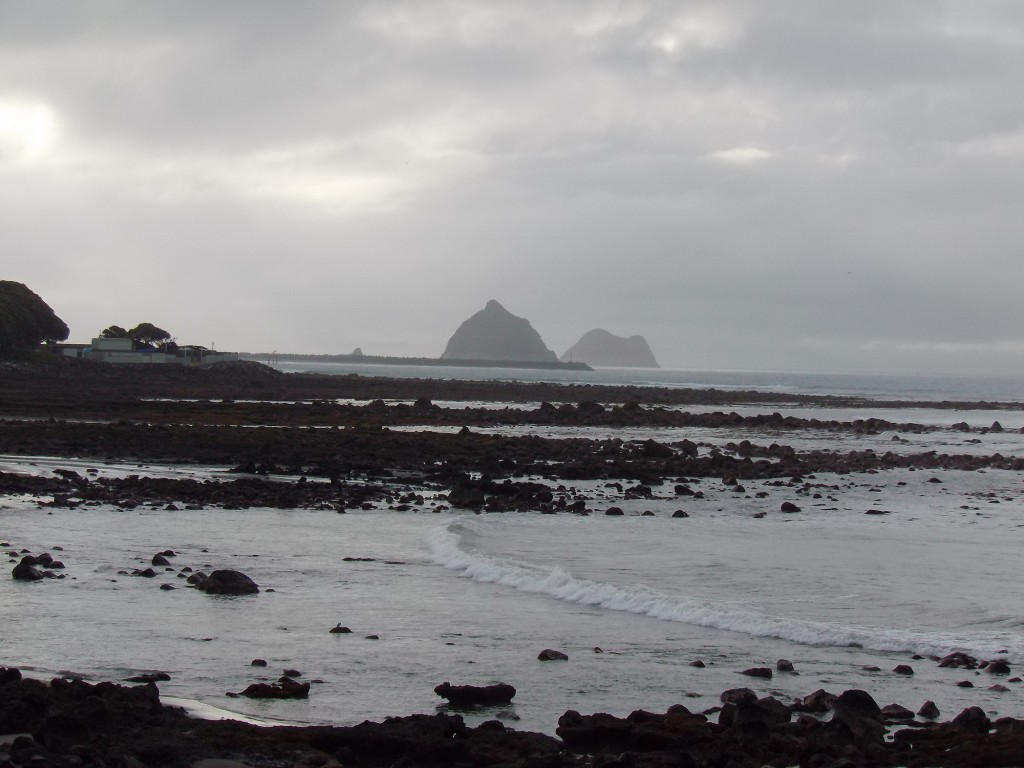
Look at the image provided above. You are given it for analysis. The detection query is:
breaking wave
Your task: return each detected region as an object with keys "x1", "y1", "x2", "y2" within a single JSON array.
[{"x1": 428, "y1": 521, "x2": 1019, "y2": 660}]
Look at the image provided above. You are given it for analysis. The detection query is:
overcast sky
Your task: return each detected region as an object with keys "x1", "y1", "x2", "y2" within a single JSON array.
[{"x1": 2, "y1": 1, "x2": 1023, "y2": 375}]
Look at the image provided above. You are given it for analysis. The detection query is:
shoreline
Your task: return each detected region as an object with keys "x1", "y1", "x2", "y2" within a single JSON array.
[
  {"x1": 3, "y1": 666, "x2": 1024, "y2": 767},
  {"x1": 4, "y1": 359, "x2": 1024, "y2": 765}
]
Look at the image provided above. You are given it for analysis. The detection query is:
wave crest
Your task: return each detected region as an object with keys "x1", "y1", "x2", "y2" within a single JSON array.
[{"x1": 427, "y1": 522, "x2": 1019, "y2": 660}]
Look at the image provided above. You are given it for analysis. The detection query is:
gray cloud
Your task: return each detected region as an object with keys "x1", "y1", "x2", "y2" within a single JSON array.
[{"x1": 2, "y1": 0, "x2": 1022, "y2": 374}]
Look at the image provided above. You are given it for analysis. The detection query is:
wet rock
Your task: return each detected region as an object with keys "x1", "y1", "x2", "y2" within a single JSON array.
[
  {"x1": 938, "y1": 651, "x2": 978, "y2": 669},
  {"x1": 329, "y1": 624, "x2": 352, "y2": 634},
  {"x1": 795, "y1": 688, "x2": 837, "y2": 713},
  {"x1": 740, "y1": 667, "x2": 772, "y2": 679},
  {"x1": 538, "y1": 649, "x2": 568, "y2": 661},
  {"x1": 12, "y1": 556, "x2": 44, "y2": 581},
  {"x1": 756, "y1": 695, "x2": 793, "y2": 725},
  {"x1": 881, "y1": 703, "x2": 915, "y2": 720},
  {"x1": 433, "y1": 682, "x2": 516, "y2": 706},
  {"x1": 832, "y1": 689, "x2": 884, "y2": 743},
  {"x1": 195, "y1": 569, "x2": 259, "y2": 595},
  {"x1": 124, "y1": 672, "x2": 171, "y2": 683},
  {"x1": 230, "y1": 678, "x2": 309, "y2": 699},
  {"x1": 556, "y1": 705, "x2": 711, "y2": 754},
  {"x1": 776, "y1": 658, "x2": 795, "y2": 672},
  {"x1": 984, "y1": 659, "x2": 1012, "y2": 674},
  {"x1": 918, "y1": 700, "x2": 940, "y2": 718},
  {"x1": 720, "y1": 687, "x2": 758, "y2": 705},
  {"x1": 893, "y1": 664, "x2": 914, "y2": 675},
  {"x1": 951, "y1": 706, "x2": 990, "y2": 733},
  {"x1": 780, "y1": 501, "x2": 801, "y2": 512}
]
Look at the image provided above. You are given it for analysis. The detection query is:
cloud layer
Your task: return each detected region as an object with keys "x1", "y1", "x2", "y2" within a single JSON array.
[{"x1": 2, "y1": 1, "x2": 1023, "y2": 374}]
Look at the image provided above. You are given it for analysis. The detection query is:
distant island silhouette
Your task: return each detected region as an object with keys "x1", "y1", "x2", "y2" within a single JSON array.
[
  {"x1": 561, "y1": 328, "x2": 659, "y2": 368},
  {"x1": 441, "y1": 299, "x2": 559, "y2": 363}
]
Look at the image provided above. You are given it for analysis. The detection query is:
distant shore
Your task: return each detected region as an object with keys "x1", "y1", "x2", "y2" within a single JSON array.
[{"x1": 240, "y1": 352, "x2": 593, "y2": 372}]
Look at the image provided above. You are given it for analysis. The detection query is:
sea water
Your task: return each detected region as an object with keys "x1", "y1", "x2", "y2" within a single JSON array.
[
  {"x1": 272, "y1": 361, "x2": 1024, "y2": 403},
  {"x1": 2, "y1": 366, "x2": 1024, "y2": 734}
]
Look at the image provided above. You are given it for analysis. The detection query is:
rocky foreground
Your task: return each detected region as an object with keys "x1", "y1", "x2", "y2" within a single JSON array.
[
  {"x1": 4, "y1": 360, "x2": 1024, "y2": 766},
  {"x1": 3, "y1": 667, "x2": 1024, "y2": 768}
]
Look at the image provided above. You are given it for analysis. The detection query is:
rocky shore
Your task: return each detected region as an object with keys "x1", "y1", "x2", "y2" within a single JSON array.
[
  {"x1": 4, "y1": 360, "x2": 1024, "y2": 766},
  {"x1": 1, "y1": 360, "x2": 1022, "y2": 516},
  {"x1": 3, "y1": 666, "x2": 1024, "y2": 768}
]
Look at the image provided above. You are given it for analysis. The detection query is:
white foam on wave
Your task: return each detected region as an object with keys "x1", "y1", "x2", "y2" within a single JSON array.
[{"x1": 428, "y1": 522, "x2": 1020, "y2": 660}]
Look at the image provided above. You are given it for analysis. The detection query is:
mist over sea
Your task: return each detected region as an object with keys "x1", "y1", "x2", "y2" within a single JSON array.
[{"x1": 3, "y1": 363, "x2": 1023, "y2": 734}]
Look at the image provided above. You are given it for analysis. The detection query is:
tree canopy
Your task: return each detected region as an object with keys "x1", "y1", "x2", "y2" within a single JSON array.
[
  {"x1": 100, "y1": 322, "x2": 174, "y2": 350},
  {"x1": 0, "y1": 281, "x2": 69, "y2": 357}
]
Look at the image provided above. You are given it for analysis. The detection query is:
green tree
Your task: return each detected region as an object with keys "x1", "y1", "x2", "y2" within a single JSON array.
[
  {"x1": 0, "y1": 281, "x2": 69, "y2": 357},
  {"x1": 100, "y1": 325, "x2": 130, "y2": 339},
  {"x1": 128, "y1": 322, "x2": 172, "y2": 348}
]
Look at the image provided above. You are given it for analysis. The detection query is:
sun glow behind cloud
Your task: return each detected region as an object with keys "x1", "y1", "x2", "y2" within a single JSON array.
[
  {"x1": 0, "y1": 98, "x2": 57, "y2": 163},
  {"x1": 704, "y1": 145, "x2": 774, "y2": 164}
]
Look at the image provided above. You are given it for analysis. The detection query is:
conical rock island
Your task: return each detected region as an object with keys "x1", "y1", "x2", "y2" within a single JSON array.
[
  {"x1": 441, "y1": 300, "x2": 557, "y2": 363},
  {"x1": 560, "y1": 328, "x2": 659, "y2": 368}
]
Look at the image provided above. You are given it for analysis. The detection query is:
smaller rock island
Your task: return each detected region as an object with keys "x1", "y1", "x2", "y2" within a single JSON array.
[{"x1": 560, "y1": 328, "x2": 660, "y2": 368}]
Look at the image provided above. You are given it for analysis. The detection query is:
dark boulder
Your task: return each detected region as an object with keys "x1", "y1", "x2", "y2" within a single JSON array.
[
  {"x1": 12, "y1": 556, "x2": 44, "y2": 581},
  {"x1": 984, "y1": 659, "x2": 1011, "y2": 674},
  {"x1": 433, "y1": 682, "x2": 516, "y2": 707},
  {"x1": 831, "y1": 689, "x2": 884, "y2": 743},
  {"x1": 195, "y1": 569, "x2": 259, "y2": 595},
  {"x1": 881, "y1": 703, "x2": 915, "y2": 720},
  {"x1": 951, "y1": 706, "x2": 990, "y2": 733},
  {"x1": 538, "y1": 649, "x2": 568, "y2": 661},
  {"x1": 556, "y1": 705, "x2": 710, "y2": 754},
  {"x1": 938, "y1": 651, "x2": 977, "y2": 669},
  {"x1": 795, "y1": 688, "x2": 837, "y2": 713},
  {"x1": 720, "y1": 688, "x2": 758, "y2": 705},
  {"x1": 230, "y1": 678, "x2": 309, "y2": 699}
]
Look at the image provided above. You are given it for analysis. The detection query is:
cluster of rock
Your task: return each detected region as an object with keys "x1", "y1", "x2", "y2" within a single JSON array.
[
  {"x1": 442, "y1": 300, "x2": 660, "y2": 368},
  {"x1": 3, "y1": 668, "x2": 1024, "y2": 768},
  {"x1": 9, "y1": 549, "x2": 66, "y2": 581}
]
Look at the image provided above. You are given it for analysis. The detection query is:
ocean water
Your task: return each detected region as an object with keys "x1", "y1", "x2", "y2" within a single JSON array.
[
  {"x1": 2, "y1": 365, "x2": 1024, "y2": 734},
  {"x1": 273, "y1": 361, "x2": 1024, "y2": 403}
]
